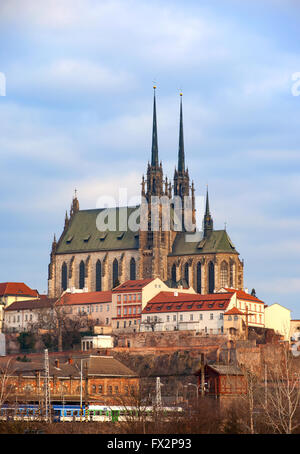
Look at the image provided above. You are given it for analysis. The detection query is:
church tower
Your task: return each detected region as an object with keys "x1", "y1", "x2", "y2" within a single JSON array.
[
  {"x1": 173, "y1": 93, "x2": 195, "y2": 231},
  {"x1": 139, "y1": 86, "x2": 170, "y2": 280}
]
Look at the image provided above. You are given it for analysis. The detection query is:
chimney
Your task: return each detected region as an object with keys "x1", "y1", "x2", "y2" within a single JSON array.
[{"x1": 174, "y1": 291, "x2": 178, "y2": 297}]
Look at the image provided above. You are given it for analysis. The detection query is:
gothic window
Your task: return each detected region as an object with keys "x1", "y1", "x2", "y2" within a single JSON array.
[
  {"x1": 79, "y1": 260, "x2": 85, "y2": 289},
  {"x1": 230, "y1": 262, "x2": 235, "y2": 287},
  {"x1": 196, "y1": 261, "x2": 202, "y2": 294},
  {"x1": 61, "y1": 262, "x2": 68, "y2": 291},
  {"x1": 112, "y1": 258, "x2": 119, "y2": 288},
  {"x1": 184, "y1": 262, "x2": 189, "y2": 287},
  {"x1": 208, "y1": 261, "x2": 215, "y2": 294},
  {"x1": 220, "y1": 261, "x2": 229, "y2": 288},
  {"x1": 96, "y1": 260, "x2": 102, "y2": 291},
  {"x1": 171, "y1": 264, "x2": 177, "y2": 284},
  {"x1": 130, "y1": 257, "x2": 136, "y2": 280}
]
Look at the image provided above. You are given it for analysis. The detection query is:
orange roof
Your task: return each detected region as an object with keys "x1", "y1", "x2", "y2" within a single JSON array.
[
  {"x1": 224, "y1": 307, "x2": 244, "y2": 316},
  {"x1": 223, "y1": 288, "x2": 264, "y2": 303},
  {"x1": 142, "y1": 291, "x2": 233, "y2": 314},
  {"x1": 112, "y1": 279, "x2": 155, "y2": 293},
  {"x1": 57, "y1": 291, "x2": 112, "y2": 306},
  {"x1": 149, "y1": 291, "x2": 233, "y2": 304},
  {"x1": 0, "y1": 282, "x2": 38, "y2": 298}
]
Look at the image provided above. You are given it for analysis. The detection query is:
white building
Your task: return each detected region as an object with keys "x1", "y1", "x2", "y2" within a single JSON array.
[
  {"x1": 81, "y1": 335, "x2": 114, "y2": 351},
  {"x1": 3, "y1": 296, "x2": 55, "y2": 333}
]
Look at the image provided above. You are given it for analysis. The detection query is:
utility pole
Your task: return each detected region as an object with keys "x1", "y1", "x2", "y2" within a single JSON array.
[
  {"x1": 200, "y1": 353, "x2": 205, "y2": 397},
  {"x1": 44, "y1": 349, "x2": 51, "y2": 423},
  {"x1": 155, "y1": 377, "x2": 162, "y2": 409}
]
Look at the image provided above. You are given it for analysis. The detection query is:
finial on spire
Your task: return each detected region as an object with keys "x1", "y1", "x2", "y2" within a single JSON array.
[{"x1": 151, "y1": 83, "x2": 159, "y2": 167}]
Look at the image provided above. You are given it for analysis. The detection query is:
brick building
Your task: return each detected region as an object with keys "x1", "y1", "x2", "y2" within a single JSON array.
[{"x1": 0, "y1": 354, "x2": 139, "y2": 406}]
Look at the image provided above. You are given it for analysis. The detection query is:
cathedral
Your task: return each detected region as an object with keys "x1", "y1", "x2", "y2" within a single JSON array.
[{"x1": 48, "y1": 88, "x2": 244, "y2": 298}]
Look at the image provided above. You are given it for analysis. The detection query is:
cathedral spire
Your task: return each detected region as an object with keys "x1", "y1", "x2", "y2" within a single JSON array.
[
  {"x1": 203, "y1": 186, "x2": 213, "y2": 238},
  {"x1": 151, "y1": 85, "x2": 159, "y2": 167},
  {"x1": 178, "y1": 92, "x2": 185, "y2": 173}
]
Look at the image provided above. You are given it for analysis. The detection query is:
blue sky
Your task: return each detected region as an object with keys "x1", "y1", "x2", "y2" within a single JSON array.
[{"x1": 0, "y1": 0, "x2": 300, "y2": 317}]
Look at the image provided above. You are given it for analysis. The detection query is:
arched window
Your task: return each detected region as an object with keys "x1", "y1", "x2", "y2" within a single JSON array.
[
  {"x1": 171, "y1": 264, "x2": 177, "y2": 284},
  {"x1": 196, "y1": 262, "x2": 202, "y2": 294},
  {"x1": 112, "y1": 258, "x2": 119, "y2": 288},
  {"x1": 184, "y1": 262, "x2": 189, "y2": 287},
  {"x1": 220, "y1": 261, "x2": 229, "y2": 288},
  {"x1": 61, "y1": 262, "x2": 68, "y2": 291},
  {"x1": 208, "y1": 261, "x2": 215, "y2": 294},
  {"x1": 130, "y1": 257, "x2": 136, "y2": 280},
  {"x1": 96, "y1": 260, "x2": 102, "y2": 291},
  {"x1": 79, "y1": 260, "x2": 85, "y2": 289}
]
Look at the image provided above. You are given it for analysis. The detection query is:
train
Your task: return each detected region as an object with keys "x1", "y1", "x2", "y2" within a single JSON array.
[{"x1": 0, "y1": 403, "x2": 183, "y2": 423}]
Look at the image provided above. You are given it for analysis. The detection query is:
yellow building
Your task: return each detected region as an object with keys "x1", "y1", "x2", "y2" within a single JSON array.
[{"x1": 264, "y1": 303, "x2": 291, "y2": 341}]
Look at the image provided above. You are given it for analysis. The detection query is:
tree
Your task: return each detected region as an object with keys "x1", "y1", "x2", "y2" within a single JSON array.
[{"x1": 260, "y1": 348, "x2": 300, "y2": 434}]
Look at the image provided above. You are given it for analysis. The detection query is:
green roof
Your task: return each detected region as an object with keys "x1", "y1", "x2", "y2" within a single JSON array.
[
  {"x1": 56, "y1": 207, "x2": 140, "y2": 254},
  {"x1": 169, "y1": 230, "x2": 239, "y2": 256}
]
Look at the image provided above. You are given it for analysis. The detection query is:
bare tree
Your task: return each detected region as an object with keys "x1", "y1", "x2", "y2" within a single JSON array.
[
  {"x1": 0, "y1": 359, "x2": 15, "y2": 409},
  {"x1": 260, "y1": 348, "x2": 300, "y2": 434}
]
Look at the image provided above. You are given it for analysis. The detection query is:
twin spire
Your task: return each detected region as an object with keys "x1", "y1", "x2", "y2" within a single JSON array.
[{"x1": 150, "y1": 86, "x2": 185, "y2": 173}]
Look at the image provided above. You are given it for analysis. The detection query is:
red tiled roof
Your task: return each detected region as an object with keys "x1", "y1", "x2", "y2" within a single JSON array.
[
  {"x1": 112, "y1": 279, "x2": 154, "y2": 293},
  {"x1": 143, "y1": 291, "x2": 233, "y2": 314},
  {"x1": 224, "y1": 307, "x2": 244, "y2": 316},
  {"x1": 222, "y1": 288, "x2": 264, "y2": 303},
  {"x1": 0, "y1": 282, "x2": 38, "y2": 298},
  {"x1": 57, "y1": 290, "x2": 112, "y2": 306},
  {"x1": 149, "y1": 291, "x2": 233, "y2": 304},
  {"x1": 5, "y1": 295, "x2": 56, "y2": 312}
]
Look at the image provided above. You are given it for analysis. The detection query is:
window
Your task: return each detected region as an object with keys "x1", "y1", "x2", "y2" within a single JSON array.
[
  {"x1": 208, "y1": 262, "x2": 215, "y2": 294},
  {"x1": 171, "y1": 264, "x2": 177, "y2": 284},
  {"x1": 219, "y1": 313, "x2": 223, "y2": 320},
  {"x1": 180, "y1": 314, "x2": 183, "y2": 321},
  {"x1": 173, "y1": 315, "x2": 176, "y2": 321},
  {"x1": 107, "y1": 304, "x2": 109, "y2": 311},
  {"x1": 124, "y1": 321, "x2": 126, "y2": 328},
  {"x1": 128, "y1": 307, "x2": 132, "y2": 315},
  {"x1": 210, "y1": 313, "x2": 213, "y2": 320},
  {"x1": 124, "y1": 295, "x2": 127, "y2": 302},
  {"x1": 108, "y1": 386, "x2": 112, "y2": 394},
  {"x1": 130, "y1": 257, "x2": 136, "y2": 280},
  {"x1": 117, "y1": 308, "x2": 121, "y2": 316},
  {"x1": 106, "y1": 318, "x2": 109, "y2": 324},
  {"x1": 96, "y1": 260, "x2": 102, "y2": 291},
  {"x1": 184, "y1": 262, "x2": 189, "y2": 286},
  {"x1": 79, "y1": 260, "x2": 85, "y2": 289},
  {"x1": 196, "y1": 261, "x2": 202, "y2": 294},
  {"x1": 199, "y1": 314, "x2": 203, "y2": 320},
  {"x1": 190, "y1": 314, "x2": 193, "y2": 321},
  {"x1": 112, "y1": 259, "x2": 119, "y2": 288},
  {"x1": 220, "y1": 261, "x2": 229, "y2": 288},
  {"x1": 117, "y1": 321, "x2": 119, "y2": 328},
  {"x1": 124, "y1": 308, "x2": 127, "y2": 315},
  {"x1": 167, "y1": 315, "x2": 170, "y2": 322},
  {"x1": 100, "y1": 305, "x2": 103, "y2": 312},
  {"x1": 61, "y1": 262, "x2": 68, "y2": 291},
  {"x1": 133, "y1": 307, "x2": 136, "y2": 314}
]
